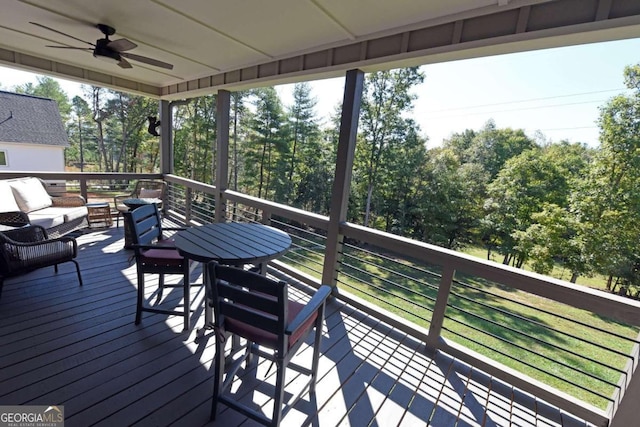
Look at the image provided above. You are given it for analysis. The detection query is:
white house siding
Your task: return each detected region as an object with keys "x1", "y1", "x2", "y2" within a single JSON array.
[{"x1": 0, "y1": 141, "x2": 65, "y2": 171}]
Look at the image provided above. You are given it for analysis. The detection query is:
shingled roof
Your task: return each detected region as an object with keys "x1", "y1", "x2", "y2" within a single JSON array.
[{"x1": 0, "y1": 91, "x2": 68, "y2": 146}]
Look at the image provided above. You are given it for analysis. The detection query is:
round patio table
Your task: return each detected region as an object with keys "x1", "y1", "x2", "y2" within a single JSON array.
[
  {"x1": 173, "y1": 222, "x2": 291, "y2": 265},
  {"x1": 173, "y1": 222, "x2": 292, "y2": 326}
]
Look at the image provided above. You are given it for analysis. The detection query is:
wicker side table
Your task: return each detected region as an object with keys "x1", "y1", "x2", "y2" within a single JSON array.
[{"x1": 86, "y1": 202, "x2": 113, "y2": 228}]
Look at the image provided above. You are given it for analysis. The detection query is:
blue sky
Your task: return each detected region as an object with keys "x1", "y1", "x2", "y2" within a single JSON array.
[
  {"x1": 2, "y1": 37, "x2": 639, "y2": 148},
  {"x1": 414, "y1": 37, "x2": 639, "y2": 147}
]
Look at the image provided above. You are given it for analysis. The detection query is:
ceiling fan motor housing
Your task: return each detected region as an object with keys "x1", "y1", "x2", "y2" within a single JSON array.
[{"x1": 93, "y1": 38, "x2": 120, "y2": 62}]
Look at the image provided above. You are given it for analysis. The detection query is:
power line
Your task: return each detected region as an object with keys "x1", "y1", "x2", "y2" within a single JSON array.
[
  {"x1": 426, "y1": 98, "x2": 611, "y2": 119},
  {"x1": 537, "y1": 125, "x2": 598, "y2": 132},
  {"x1": 422, "y1": 88, "x2": 631, "y2": 114}
]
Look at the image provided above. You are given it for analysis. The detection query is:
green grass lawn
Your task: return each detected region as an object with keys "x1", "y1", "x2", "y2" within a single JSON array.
[
  {"x1": 284, "y1": 239, "x2": 638, "y2": 410},
  {"x1": 461, "y1": 245, "x2": 611, "y2": 290}
]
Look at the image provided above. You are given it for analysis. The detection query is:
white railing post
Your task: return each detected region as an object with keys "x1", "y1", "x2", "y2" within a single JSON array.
[{"x1": 322, "y1": 69, "x2": 364, "y2": 292}]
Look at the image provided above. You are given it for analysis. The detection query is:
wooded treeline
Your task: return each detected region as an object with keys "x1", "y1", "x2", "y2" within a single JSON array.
[{"x1": 7, "y1": 64, "x2": 640, "y2": 294}]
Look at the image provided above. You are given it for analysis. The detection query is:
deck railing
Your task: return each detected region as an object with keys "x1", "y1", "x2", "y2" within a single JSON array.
[
  {"x1": 3, "y1": 171, "x2": 639, "y2": 427},
  {"x1": 163, "y1": 174, "x2": 640, "y2": 427}
]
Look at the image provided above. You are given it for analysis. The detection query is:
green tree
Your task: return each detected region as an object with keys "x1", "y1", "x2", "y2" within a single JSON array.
[
  {"x1": 374, "y1": 122, "x2": 427, "y2": 235},
  {"x1": 285, "y1": 83, "x2": 321, "y2": 204},
  {"x1": 442, "y1": 129, "x2": 477, "y2": 164},
  {"x1": 356, "y1": 67, "x2": 425, "y2": 228},
  {"x1": 106, "y1": 91, "x2": 159, "y2": 173},
  {"x1": 483, "y1": 146, "x2": 574, "y2": 267},
  {"x1": 229, "y1": 91, "x2": 251, "y2": 191},
  {"x1": 465, "y1": 120, "x2": 536, "y2": 181},
  {"x1": 244, "y1": 88, "x2": 287, "y2": 200},
  {"x1": 575, "y1": 68, "x2": 640, "y2": 292},
  {"x1": 173, "y1": 96, "x2": 216, "y2": 182},
  {"x1": 68, "y1": 95, "x2": 95, "y2": 171},
  {"x1": 515, "y1": 204, "x2": 584, "y2": 281},
  {"x1": 88, "y1": 86, "x2": 112, "y2": 171},
  {"x1": 294, "y1": 103, "x2": 343, "y2": 216},
  {"x1": 518, "y1": 142, "x2": 591, "y2": 280},
  {"x1": 14, "y1": 76, "x2": 71, "y2": 121},
  {"x1": 409, "y1": 147, "x2": 482, "y2": 249}
]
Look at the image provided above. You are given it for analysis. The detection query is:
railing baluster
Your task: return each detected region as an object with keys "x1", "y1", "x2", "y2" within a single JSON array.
[
  {"x1": 185, "y1": 187, "x2": 192, "y2": 225},
  {"x1": 426, "y1": 265, "x2": 456, "y2": 353},
  {"x1": 261, "y1": 208, "x2": 272, "y2": 226},
  {"x1": 80, "y1": 177, "x2": 88, "y2": 201}
]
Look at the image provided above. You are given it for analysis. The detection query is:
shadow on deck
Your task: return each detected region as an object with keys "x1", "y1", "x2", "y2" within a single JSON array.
[{"x1": 0, "y1": 226, "x2": 592, "y2": 426}]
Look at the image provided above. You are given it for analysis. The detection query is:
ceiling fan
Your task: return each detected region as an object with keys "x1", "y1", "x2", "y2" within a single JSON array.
[{"x1": 30, "y1": 22, "x2": 173, "y2": 70}]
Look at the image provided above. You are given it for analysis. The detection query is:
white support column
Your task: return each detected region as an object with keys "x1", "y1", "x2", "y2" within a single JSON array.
[
  {"x1": 215, "y1": 90, "x2": 230, "y2": 223},
  {"x1": 321, "y1": 69, "x2": 364, "y2": 291}
]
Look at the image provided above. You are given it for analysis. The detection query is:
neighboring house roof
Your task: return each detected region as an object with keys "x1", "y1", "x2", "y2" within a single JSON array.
[{"x1": 0, "y1": 90, "x2": 68, "y2": 147}]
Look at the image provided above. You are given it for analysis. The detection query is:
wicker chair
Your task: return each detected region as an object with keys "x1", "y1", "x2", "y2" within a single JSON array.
[
  {"x1": 0, "y1": 225, "x2": 82, "y2": 298},
  {"x1": 114, "y1": 180, "x2": 167, "y2": 227},
  {"x1": 0, "y1": 211, "x2": 31, "y2": 229}
]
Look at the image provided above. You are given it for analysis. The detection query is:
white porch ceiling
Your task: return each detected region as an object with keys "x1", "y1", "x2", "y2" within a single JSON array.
[{"x1": 1, "y1": 0, "x2": 639, "y2": 99}]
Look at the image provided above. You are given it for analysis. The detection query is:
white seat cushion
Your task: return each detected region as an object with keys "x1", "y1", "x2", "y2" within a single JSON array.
[
  {"x1": 28, "y1": 207, "x2": 88, "y2": 227},
  {"x1": 0, "y1": 181, "x2": 20, "y2": 213},
  {"x1": 63, "y1": 206, "x2": 89, "y2": 222},
  {"x1": 28, "y1": 211, "x2": 65, "y2": 229},
  {"x1": 9, "y1": 178, "x2": 53, "y2": 213}
]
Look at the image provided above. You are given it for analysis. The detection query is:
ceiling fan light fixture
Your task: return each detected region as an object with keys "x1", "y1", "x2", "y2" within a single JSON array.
[
  {"x1": 93, "y1": 39, "x2": 121, "y2": 64},
  {"x1": 93, "y1": 50, "x2": 121, "y2": 64}
]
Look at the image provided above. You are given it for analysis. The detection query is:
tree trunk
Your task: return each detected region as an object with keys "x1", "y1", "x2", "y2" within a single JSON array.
[
  {"x1": 95, "y1": 120, "x2": 110, "y2": 172},
  {"x1": 116, "y1": 107, "x2": 127, "y2": 172},
  {"x1": 364, "y1": 182, "x2": 374, "y2": 227},
  {"x1": 78, "y1": 116, "x2": 84, "y2": 172},
  {"x1": 258, "y1": 139, "x2": 267, "y2": 199},
  {"x1": 288, "y1": 122, "x2": 299, "y2": 202}
]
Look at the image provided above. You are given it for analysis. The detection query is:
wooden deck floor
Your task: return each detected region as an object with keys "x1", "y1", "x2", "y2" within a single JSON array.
[{"x1": 0, "y1": 226, "x2": 593, "y2": 426}]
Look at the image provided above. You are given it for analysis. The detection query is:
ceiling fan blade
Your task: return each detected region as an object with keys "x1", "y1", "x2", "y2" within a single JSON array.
[
  {"x1": 45, "y1": 45, "x2": 92, "y2": 51},
  {"x1": 108, "y1": 38, "x2": 137, "y2": 52},
  {"x1": 30, "y1": 22, "x2": 94, "y2": 47},
  {"x1": 121, "y1": 52, "x2": 173, "y2": 70},
  {"x1": 118, "y1": 57, "x2": 133, "y2": 69}
]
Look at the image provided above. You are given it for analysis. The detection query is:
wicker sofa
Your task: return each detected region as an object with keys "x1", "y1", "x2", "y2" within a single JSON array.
[{"x1": 0, "y1": 177, "x2": 88, "y2": 237}]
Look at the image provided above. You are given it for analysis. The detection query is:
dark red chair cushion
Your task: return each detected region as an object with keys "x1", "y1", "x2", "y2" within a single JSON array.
[
  {"x1": 139, "y1": 238, "x2": 184, "y2": 267},
  {"x1": 225, "y1": 300, "x2": 318, "y2": 349}
]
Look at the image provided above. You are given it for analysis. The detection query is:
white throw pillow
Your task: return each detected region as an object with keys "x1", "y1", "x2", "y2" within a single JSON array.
[
  {"x1": 0, "y1": 181, "x2": 20, "y2": 213},
  {"x1": 9, "y1": 178, "x2": 53, "y2": 213}
]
